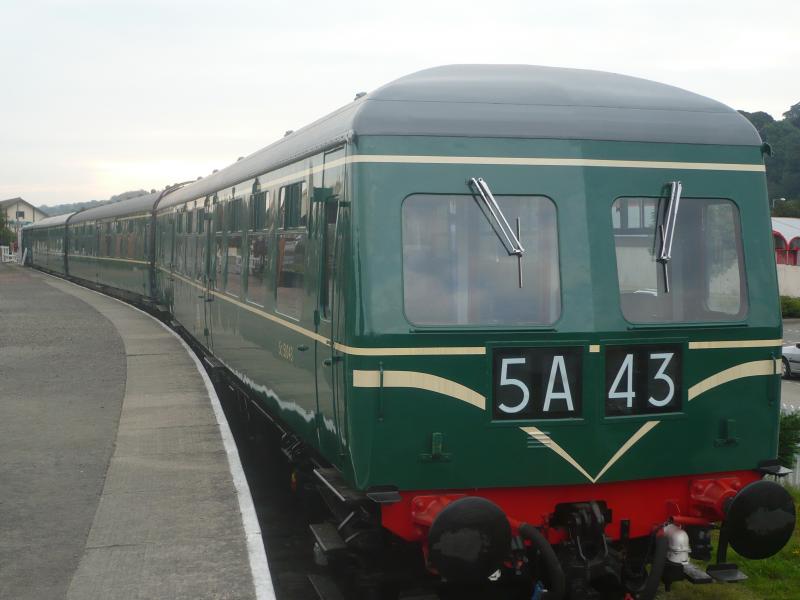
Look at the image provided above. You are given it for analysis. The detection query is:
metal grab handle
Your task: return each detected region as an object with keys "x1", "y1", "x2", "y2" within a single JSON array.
[{"x1": 297, "y1": 344, "x2": 309, "y2": 352}]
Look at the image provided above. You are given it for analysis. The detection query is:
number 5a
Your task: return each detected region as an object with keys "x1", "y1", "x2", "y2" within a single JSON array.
[{"x1": 499, "y1": 358, "x2": 530, "y2": 413}]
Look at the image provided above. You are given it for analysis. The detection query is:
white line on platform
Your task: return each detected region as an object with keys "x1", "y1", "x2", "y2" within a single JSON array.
[{"x1": 39, "y1": 271, "x2": 276, "y2": 600}]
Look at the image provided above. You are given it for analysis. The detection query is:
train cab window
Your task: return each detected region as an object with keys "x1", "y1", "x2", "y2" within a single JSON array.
[
  {"x1": 402, "y1": 194, "x2": 561, "y2": 326},
  {"x1": 612, "y1": 197, "x2": 747, "y2": 323},
  {"x1": 276, "y1": 182, "x2": 308, "y2": 319},
  {"x1": 247, "y1": 189, "x2": 271, "y2": 307}
]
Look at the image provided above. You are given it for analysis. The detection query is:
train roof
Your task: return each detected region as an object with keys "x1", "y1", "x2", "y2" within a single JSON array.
[
  {"x1": 69, "y1": 191, "x2": 161, "y2": 224},
  {"x1": 155, "y1": 64, "x2": 762, "y2": 211},
  {"x1": 22, "y1": 212, "x2": 74, "y2": 230}
]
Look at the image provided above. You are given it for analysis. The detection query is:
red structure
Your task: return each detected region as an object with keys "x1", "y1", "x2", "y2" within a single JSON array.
[{"x1": 772, "y1": 218, "x2": 800, "y2": 265}]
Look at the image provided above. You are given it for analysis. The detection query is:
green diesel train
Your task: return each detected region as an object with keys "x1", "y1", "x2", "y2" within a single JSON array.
[{"x1": 24, "y1": 65, "x2": 795, "y2": 599}]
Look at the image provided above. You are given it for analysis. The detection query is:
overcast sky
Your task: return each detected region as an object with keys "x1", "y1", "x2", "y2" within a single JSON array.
[{"x1": 2, "y1": 0, "x2": 798, "y2": 207}]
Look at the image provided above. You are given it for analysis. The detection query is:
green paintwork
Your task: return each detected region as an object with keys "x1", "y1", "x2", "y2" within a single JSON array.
[
  {"x1": 66, "y1": 213, "x2": 153, "y2": 297},
  {"x1": 153, "y1": 135, "x2": 779, "y2": 493},
  {"x1": 24, "y1": 134, "x2": 781, "y2": 496},
  {"x1": 342, "y1": 136, "x2": 778, "y2": 490},
  {"x1": 27, "y1": 224, "x2": 68, "y2": 274}
]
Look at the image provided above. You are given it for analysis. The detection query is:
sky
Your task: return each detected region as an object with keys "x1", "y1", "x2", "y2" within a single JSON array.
[{"x1": 2, "y1": 0, "x2": 799, "y2": 207}]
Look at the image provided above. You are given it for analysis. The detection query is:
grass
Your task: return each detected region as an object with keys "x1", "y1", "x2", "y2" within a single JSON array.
[{"x1": 657, "y1": 487, "x2": 800, "y2": 600}]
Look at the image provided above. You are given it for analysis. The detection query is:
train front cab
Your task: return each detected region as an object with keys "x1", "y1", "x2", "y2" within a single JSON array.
[{"x1": 343, "y1": 136, "x2": 796, "y2": 597}]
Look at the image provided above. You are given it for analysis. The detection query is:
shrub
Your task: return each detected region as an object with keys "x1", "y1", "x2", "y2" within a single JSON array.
[
  {"x1": 778, "y1": 411, "x2": 800, "y2": 469},
  {"x1": 780, "y1": 296, "x2": 800, "y2": 318},
  {"x1": 781, "y1": 296, "x2": 800, "y2": 318}
]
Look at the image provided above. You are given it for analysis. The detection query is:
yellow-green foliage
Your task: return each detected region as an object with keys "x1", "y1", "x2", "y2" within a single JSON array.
[
  {"x1": 779, "y1": 412, "x2": 800, "y2": 469},
  {"x1": 659, "y1": 488, "x2": 799, "y2": 600},
  {"x1": 780, "y1": 296, "x2": 800, "y2": 318}
]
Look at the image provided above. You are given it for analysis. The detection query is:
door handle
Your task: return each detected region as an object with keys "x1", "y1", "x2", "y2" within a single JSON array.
[
  {"x1": 297, "y1": 344, "x2": 309, "y2": 352},
  {"x1": 323, "y1": 356, "x2": 342, "y2": 366}
]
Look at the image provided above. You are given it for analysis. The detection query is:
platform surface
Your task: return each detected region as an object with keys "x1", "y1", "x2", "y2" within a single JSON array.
[{"x1": 0, "y1": 264, "x2": 270, "y2": 600}]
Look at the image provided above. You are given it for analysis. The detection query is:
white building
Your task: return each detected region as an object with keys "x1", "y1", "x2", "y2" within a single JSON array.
[{"x1": 0, "y1": 197, "x2": 49, "y2": 233}]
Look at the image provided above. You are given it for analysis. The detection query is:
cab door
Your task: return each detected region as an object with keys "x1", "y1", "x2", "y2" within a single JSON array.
[{"x1": 314, "y1": 147, "x2": 348, "y2": 462}]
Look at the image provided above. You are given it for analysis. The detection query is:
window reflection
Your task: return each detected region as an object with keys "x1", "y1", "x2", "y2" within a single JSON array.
[
  {"x1": 247, "y1": 234, "x2": 269, "y2": 306},
  {"x1": 226, "y1": 235, "x2": 242, "y2": 297},
  {"x1": 402, "y1": 194, "x2": 560, "y2": 326},
  {"x1": 612, "y1": 197, "x2": 747, "y2": 322},
  {"x1": 276, "y1": 232, "x2": 305, "y2": 319}
]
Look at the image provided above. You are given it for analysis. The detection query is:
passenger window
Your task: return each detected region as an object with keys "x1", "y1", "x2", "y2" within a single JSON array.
[
  {"x1": 280, "y1": 182, "x2": 309, "y2": 229},
  {"x1": 212, "y1": 200, "x2": 223, "y2": 288},
  {"x1": 247, "y1": 186, "x2": 271, "y2": 307},
  {"x1": 104, "y1": 222, "x2": 112, "y2": 257},
  {"x1": 196, "y1": 203, "x2": 207, "y2": 281},
  {"x1": 276, "y1": 232, "x2": 306, "y2": 319},
  {"x1": 225, "y1": 197, "x2": 244, "y2": 297},
  {"x1": 119, "y1": 224, "x2": 127, "y2": 258},
  {"x1": 276, "y1": 182, "x2": 308, "y2": 319},
  {"x1": 183, "y1": 209, "x2": 193, "y2": 277},
  {"x1": 250, "y1": 188, "x2": 269, "y2": 231}
]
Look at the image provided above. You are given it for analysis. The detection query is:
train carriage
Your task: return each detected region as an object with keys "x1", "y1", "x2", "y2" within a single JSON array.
[
  {"x1": 66, "y1": 192, "x2": 158, "y2": 298},
  {"x1": 23, "y1": 65, "x2": 796, "y2": 599},
  {"x1": 23, "y1": 213, "x2": 72, "y2": 274}
]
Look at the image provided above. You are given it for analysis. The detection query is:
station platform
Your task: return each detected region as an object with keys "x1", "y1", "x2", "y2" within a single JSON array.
[{"x1": 0, "y1": 264, "x2": 274, "y2": 600}]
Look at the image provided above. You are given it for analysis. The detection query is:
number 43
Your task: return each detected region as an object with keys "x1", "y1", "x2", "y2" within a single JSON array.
[{"x1": 608, "y1": 352, "x2": 675, "y2": 408}]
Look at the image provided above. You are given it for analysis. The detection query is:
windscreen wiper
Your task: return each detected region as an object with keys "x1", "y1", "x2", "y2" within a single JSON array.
[
  {"x1": 468, "y1": 177, "x2": 525, "y2": 256},
  {"x1": 657, "y1": 181, "x2": 682, "y2": 293}
]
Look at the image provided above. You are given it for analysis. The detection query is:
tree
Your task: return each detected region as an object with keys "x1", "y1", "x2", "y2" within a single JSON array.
[
  {"x1": 741, "y1": 103, "x2": 800, "y2": 208},
  {"x1": 778, "y1": 411, "x2": 800, "y2": 469},
  {"x1": 739, "y1": 110, "x2": 775, "y2": 135},
  {"x1": 0, "y1": 213, "x2": 15, "y2": 245},
  {"x1": 764, "y1": 119, "x2": 800, "y2": 202},
  {"x1": 784, "y1": 102, "x2": 800, "y2": 127},
  {"x1": 773, "y1": 199, "x2": 800, "y2": 217}
]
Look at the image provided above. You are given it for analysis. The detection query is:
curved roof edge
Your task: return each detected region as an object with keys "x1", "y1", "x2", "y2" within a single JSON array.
[
  {"x1": 69, "y1": 192, "x2": 161, "y2": 224},
  {"x1": 22, "y1": 213, "x2": 74, "y2": 230},
  {"x1": 158, "y1": 65, "x2": 762, "y2": 212}
]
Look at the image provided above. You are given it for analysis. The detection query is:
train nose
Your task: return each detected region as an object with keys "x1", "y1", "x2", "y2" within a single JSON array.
[
  {"x1": 724, "y1": 480, "x2": 796, "y2": 559},
  {"x1": 427, "y1": 496, "x2": 512, "y2": 582}
]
